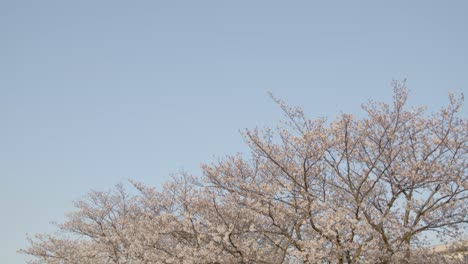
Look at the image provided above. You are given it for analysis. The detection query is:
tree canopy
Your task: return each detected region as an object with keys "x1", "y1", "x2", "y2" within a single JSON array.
[{"x1": 22, "y1": 82, "x2": 467, "y2": 263}]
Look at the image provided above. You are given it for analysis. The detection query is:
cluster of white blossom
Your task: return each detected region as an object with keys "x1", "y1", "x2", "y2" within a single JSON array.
[{"x1": 22, "y1": 82, "x2": 467, "y2": 263}]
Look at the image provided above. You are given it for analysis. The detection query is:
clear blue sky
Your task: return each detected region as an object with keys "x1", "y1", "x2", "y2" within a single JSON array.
[{"x1": 1, "y1": 1, "x2": 467, "y2": 262}]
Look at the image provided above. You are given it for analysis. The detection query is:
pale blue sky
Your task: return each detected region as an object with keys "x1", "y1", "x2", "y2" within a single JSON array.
[{"x1": 1, "y1": 1, "x2": 467, "y2": 263}]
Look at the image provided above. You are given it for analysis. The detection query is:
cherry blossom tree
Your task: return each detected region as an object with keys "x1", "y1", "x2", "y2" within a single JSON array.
[{"x1": 21, "y1": 82, "x2": 467, "y2": 263}]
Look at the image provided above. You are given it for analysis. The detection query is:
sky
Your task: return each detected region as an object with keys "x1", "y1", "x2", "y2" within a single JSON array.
[{"x1": 1, "y1": 1, "x2": 467, "y2": 263}]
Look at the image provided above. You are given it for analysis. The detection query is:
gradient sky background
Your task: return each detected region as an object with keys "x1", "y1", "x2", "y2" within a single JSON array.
[{"x1": 1, "y1": 0, "x2": 467, "y2": 263}]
